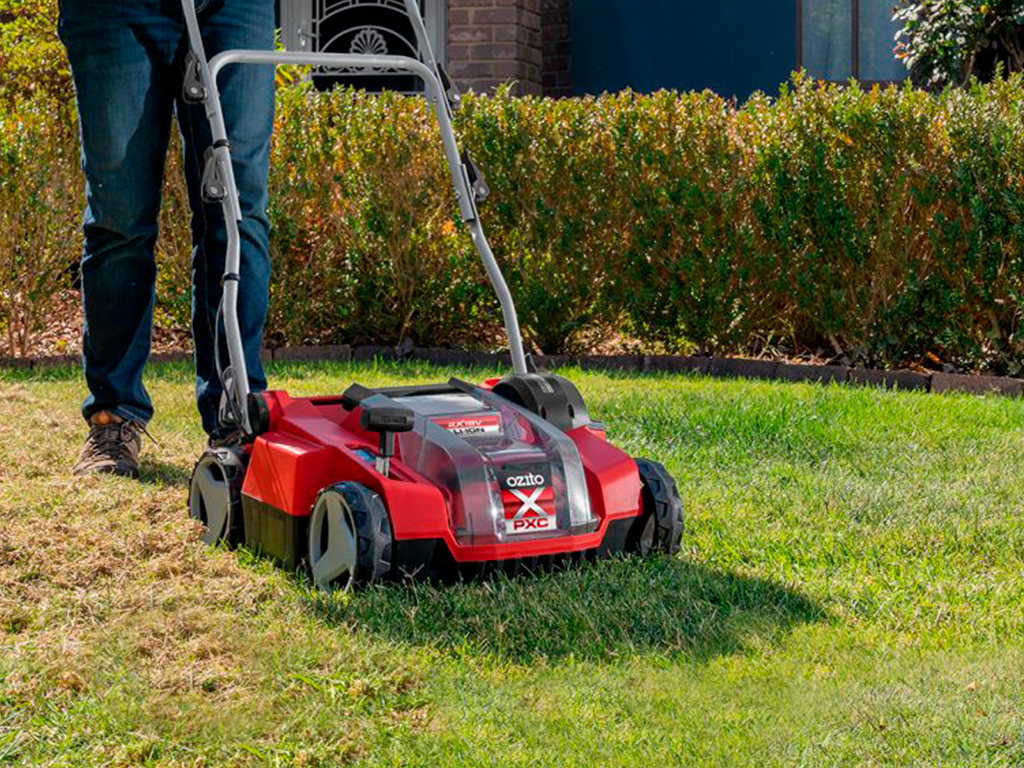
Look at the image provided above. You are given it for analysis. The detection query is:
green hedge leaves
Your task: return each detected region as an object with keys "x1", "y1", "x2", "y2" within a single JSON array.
[{"x1": 3, "y1": 75, "x2": 1024, "y2": 373}]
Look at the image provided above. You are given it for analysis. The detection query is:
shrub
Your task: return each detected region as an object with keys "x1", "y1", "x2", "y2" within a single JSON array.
[
  {"x1": 152, "y1": 133, "x2": 196, "y2": 335},
  {"x1": 266, "y1": 85, "x2": 493, "y2": 348},
  {"x1": 0, "y1": 0, "x2": 71, "y2": 108},
  {"x1": 894, "y1": 0, "x2": 1024, "y2": 88},
  {"x1": 458, "y1": 87, "x2": 632, "y2": 353},
  {"x1": 0, "y1": 95, "x2": 79, "y2": 356},
  {"x1": 4, "y1": 76, "x2": 1024, "y2": 374},
  {"x1": 184, "y1": 77, "x2": 1024, "y2": 370},
  {"x1": 610, "y1": 89, "x2": 762, "y2": 354}
]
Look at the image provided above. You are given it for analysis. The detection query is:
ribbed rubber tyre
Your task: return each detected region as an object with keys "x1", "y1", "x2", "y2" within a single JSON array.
[
  {"x1": 188, "y1": 447, "x2": 246, "y2": 547},
  {"x1": 627, "y1": 459, "x2": 684, "y2": 556},
  {"x1": 308, "y1": 482, "x2": 393, "y2": 591}
]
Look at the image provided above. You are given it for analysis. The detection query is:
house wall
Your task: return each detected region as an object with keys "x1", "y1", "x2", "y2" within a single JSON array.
[
  {"x1": 541, "y1": 0, "x2": 572, "y2": 97},
  {"x1": 446, "y1": 0, "x2": 572, "y2": 96},
  {"x1": 447, "y1": 0, "x2": 544, "y2": 96}
]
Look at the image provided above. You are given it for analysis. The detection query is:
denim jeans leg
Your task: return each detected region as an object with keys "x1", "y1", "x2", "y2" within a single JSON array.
[
  {"x1": 59, "y1": 2, "x2": 181, "y2": 425},
  {"x1": 177, "y1": 0, "x2": 275, "y2": 435}
]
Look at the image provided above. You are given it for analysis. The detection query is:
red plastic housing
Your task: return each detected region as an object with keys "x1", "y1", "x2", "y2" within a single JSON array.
[{"x1": 240, "y1": 389, "x2": 642, "y2": 565}]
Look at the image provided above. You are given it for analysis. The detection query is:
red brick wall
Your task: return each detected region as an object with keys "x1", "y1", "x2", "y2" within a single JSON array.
[
  {"x1": 447, "y1": 0, "x2": 544, "y2": 95},
  {"x1": 541, "y1": 0, "x2": 572, "y2": 96}
]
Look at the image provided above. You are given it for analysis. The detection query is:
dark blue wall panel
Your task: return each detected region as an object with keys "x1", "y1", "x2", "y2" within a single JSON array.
[{"x1": 572, "y1": 0, "x2": 797, "y2": 99}]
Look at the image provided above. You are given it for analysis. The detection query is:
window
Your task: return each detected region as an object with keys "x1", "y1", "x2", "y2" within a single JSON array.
[
  {"x1": 278, "y1": 0, "x2": 446, "y2": 91},
  {"x1": 798, "y1": 0, "x2": 906, "y2": 83}
]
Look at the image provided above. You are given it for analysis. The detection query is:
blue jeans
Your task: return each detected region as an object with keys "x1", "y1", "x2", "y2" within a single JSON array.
[{"x1": 58, "y1": 0, "x2": 275, "y2": 435}]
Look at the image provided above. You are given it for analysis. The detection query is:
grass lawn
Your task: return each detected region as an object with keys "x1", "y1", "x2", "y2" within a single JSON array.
[{"x1": 2, "y1": 359, "x2": 1024, "y2": 766}]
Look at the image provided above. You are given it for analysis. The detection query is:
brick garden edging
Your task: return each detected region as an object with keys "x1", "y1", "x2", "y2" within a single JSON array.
[{"x1": 5, "y1": 346, "x2": 1023, "y2": 399}]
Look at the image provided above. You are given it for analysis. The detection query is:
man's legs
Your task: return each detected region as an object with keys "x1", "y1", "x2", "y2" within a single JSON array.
[
  {"x1": 177, "y1": 0, "x2": 275, "y2": 436},
  {"x1": 59, "y1": 1, "x2": 181, "y2": 426}
]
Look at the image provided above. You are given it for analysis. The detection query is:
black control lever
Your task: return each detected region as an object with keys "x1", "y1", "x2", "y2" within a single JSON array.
[
  {"x1": 461, "y1": 150, "x2": 490, "y2": 204},
  {"x1": 182, "y1": 51, "x2": 207, "y2": 104},
  {"x1": 437, "y1": 62, "x2": 463, "y2": 111},
  {"x1": 361, "y1": 406, "x2": 415, "y2": 477},
  {"x1": 200, "y1": 144, "x2": 229, "y2": 203}
]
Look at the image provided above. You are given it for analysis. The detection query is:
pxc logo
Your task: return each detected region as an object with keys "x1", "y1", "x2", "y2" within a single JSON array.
[{"x1": 500, "y1": 466, "x2": 556, "y2": 536}]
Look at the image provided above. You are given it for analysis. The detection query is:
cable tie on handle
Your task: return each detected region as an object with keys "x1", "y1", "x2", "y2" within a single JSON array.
[
  {"x1": 221, "y1": 272, "x2": 240, "y2": 286},
  {"x1": 211, "y1": 138, "x2": 231, "y2": 150}
]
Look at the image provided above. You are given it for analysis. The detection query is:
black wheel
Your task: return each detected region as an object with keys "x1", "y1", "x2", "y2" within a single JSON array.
[
  {"x1": 188, "y1": 447, "x2": 247, "y2": 547},
  {"x1": 627, "y1": 459, "x2": 684, "y2": 556},
  {"x1": 308, "y1": 482, "x2": 392, "y2": 591}
]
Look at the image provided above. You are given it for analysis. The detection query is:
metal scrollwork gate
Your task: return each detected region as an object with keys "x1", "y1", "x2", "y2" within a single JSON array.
[{"x1": 279, "y1": 0, "x2": 446, "y2": 92}]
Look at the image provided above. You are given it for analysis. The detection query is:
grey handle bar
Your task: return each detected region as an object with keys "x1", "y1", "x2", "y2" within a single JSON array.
[{"x1": 182, "y1": 0, "x2": 530, "y2": 433}]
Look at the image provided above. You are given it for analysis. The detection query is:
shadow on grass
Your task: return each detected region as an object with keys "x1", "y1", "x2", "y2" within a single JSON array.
[
  {"x1": 304, "y1": 556, "x2": 825, "y2": 664},
  {"x1": 137, "y1": 458, "x2": 191, "y2": 487}
]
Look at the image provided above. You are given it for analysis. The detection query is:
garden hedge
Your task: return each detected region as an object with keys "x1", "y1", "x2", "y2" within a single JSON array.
[{"x1": 2, "y1": 74, "x2": 1024, "y2": 373}]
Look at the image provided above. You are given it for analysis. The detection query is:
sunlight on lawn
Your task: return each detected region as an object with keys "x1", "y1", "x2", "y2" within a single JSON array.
[{"x1": 1, "y1": 360, "x2": 1023, "y2": 766}]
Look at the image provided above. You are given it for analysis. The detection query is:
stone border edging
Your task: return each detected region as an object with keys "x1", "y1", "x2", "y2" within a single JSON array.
[{"x1": 3, "y1": 345, "x2": 1022, "y2": 398}]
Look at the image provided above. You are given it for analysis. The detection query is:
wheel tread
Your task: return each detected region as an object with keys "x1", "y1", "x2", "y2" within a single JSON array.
[
  {"x1": 632, "y1": 458, "x2": 684, "y2": 555},
  {"x1": 316, "y1": 481, "x2": 393, "y2": 588},
  {"x1": 188, "y1": 447, "x2": 247, "y2": 547}
]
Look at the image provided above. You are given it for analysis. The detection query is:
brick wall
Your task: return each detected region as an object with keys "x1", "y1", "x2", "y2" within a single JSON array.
[
  {"x1": 447, "y1": 0, "x2": 544, "y2": 96},
  {"x1": 541, "y1": 0, "x2": 572, "y2": 96}
]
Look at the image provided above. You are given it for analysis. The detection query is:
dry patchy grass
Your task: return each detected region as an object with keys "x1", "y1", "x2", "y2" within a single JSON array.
[
  {"x1": 0, "y1": 373, "x2": 427, "y2": 766},
  {"x1": 3, "y1": 361, "x2": 1024, "y2": 766}
]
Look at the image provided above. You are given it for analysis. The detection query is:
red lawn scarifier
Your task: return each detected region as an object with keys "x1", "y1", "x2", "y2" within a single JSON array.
[{"x1": 184, "y1": 0, "x2": 683, "y2": 588}]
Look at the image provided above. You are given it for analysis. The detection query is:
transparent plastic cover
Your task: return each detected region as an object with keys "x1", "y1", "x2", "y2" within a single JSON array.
[{"x1": 366, "y1": 388, "x2": 596, "y2": 545}]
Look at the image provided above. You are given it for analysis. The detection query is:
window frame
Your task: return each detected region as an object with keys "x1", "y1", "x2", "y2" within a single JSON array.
[{"x1": 795, "y1": 0, "x2": 901, "y2": 86}]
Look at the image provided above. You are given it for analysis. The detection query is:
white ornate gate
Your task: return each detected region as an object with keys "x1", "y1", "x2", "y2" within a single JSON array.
[{"x1": 279, "y1": 0, "x2": 446, "y2": 90}]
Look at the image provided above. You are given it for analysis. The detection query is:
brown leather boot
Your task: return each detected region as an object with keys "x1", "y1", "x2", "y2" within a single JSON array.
[{"x1": 73, "y1": 411, "x2": 144, "y2": 479}]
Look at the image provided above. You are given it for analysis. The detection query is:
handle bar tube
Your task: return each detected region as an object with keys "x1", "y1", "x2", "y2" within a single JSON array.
[{"x1": 181, "y1": 3, "x2": 530, "y2": 434}]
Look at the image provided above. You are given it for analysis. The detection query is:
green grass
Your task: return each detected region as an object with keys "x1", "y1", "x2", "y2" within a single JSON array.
[{"x1": 2, "y1": 359, "x2": 1024, "y2": 766}]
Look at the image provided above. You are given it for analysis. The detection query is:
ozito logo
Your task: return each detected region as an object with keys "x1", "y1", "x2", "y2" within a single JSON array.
[
  {"x1": 498, "y1": 464, "x2": 557, "y2": 536},
  {"x1": 505, "y1": 472, "x2": 546, "y2": 489},
  {"x1": 497, "y1": 464, "x2": 548, "y2": 491}
]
